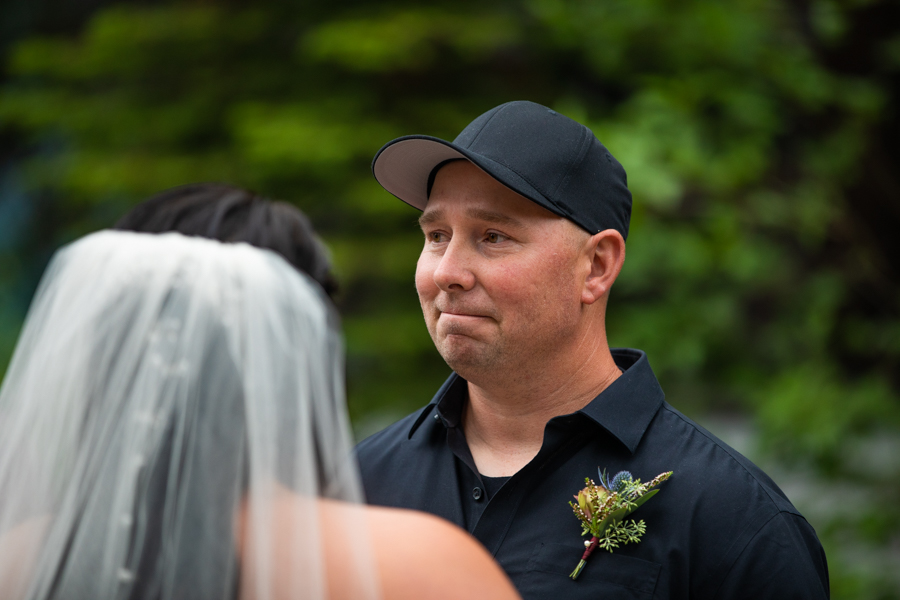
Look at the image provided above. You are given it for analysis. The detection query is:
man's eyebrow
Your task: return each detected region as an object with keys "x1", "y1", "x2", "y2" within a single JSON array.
[
  {"x1": 418, "y1": 209, "x2": 445, "y2": 229},
  {"x1": 418, "y1": 207, "x2": 525, "y2": 229},
  {"x1": 465, "y1": 208, "x2": 524, "y2": 228}
]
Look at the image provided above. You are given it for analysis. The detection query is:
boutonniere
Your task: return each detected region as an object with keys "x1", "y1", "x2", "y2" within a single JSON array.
[{"x1": 568, "y1": 468, "x2": 673, "y2": 580}]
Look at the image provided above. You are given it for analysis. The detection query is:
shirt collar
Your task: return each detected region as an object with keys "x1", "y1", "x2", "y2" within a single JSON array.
[
  {"x1": 407, "y1": 372, "x2": 466, "y2": 439},
  {"x1": 408, "y1": 348, "x2": 664, "y2": 454},
  {"x1": 577, "y1": 348, "x2": 665, "y2": 453}
]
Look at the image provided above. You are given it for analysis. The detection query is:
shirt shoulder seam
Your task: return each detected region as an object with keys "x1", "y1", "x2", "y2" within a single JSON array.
[
  {"x1": 712, "y1": 510, "x2": 821, "y2": 598},
  {"x1": 658, "y1": 403, "x2": 799, "y2": 513}
]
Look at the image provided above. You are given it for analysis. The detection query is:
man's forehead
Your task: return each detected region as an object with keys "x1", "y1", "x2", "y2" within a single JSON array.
[
  {"x1": 418, "y1": 206, "x2": 525, "y2": 229},
  {"x1": 422, "y1": 161, "x2": 563, "y2": 227}
]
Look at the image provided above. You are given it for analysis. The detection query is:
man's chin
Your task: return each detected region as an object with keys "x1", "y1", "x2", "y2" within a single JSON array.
[{"x1": 436, "y1": 337, "x2": 500, "y2": 378}]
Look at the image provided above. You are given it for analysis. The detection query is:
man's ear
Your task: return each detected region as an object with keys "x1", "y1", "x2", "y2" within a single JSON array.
[{"x1": 581, "y1": 229, "x2": 626, "y2": 305}]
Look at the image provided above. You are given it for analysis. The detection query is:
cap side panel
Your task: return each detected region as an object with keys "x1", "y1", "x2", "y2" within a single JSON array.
[
  {"x1": 549, "y1": 127, "x2": 591, "y2": 200},
  {"x1": 458, "y1": 103, "x2": 513, "y2": 150},
  {"x1": 563, "y1": 142, "x2": 633, "y2": 237}
]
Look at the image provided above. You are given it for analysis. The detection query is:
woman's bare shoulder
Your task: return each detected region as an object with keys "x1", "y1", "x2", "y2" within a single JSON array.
[
  {"x1": 359, "y1": 504, "x2": 520, "y2": 600},
  {"x1": 0, "y1": 515, "x2": 51, "y2": 600}
]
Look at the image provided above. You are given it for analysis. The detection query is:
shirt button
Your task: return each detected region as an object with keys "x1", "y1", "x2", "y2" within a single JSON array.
[{"x1": 472, "y1": 487, "x2": 483, "y2": 501}]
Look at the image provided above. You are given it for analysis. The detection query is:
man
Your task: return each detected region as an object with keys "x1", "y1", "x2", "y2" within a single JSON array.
[{"x1": 357, "y1": 101, "x2": 829, "y2": 599}]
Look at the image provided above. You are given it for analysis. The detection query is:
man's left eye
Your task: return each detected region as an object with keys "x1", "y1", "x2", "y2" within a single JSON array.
[{"x1": 486, "y1": 232, "x2": 506, "y2": 243}]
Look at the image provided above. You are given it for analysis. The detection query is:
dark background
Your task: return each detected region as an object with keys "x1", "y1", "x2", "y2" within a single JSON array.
[{"x1": 1, "y1": 0, "x2": 898, "y2": 596}]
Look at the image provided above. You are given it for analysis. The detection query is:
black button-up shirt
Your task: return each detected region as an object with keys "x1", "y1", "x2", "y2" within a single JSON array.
[{"x1": 357, "y1": 349, "x2": 829, "y2": 599}]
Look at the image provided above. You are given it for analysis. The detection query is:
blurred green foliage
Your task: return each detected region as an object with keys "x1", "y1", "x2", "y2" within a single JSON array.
[{"x1": 1, "y1": 0, "x2": 899, "y2": 596}]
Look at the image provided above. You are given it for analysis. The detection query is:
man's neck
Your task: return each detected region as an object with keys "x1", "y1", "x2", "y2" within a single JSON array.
[{"x1": 462, "y1": 345, "x2": 622, "y2": 477}]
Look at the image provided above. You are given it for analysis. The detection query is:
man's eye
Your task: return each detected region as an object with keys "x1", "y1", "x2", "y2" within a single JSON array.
[
  {"x1": 428, "y1": 231, "x2": 447, "y2": 243},
  {"x1": 486, "y1": 232, "x2": 505, "y2": 243}
]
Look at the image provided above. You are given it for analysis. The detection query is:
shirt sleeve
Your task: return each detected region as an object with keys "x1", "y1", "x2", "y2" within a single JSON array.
[{"x1": 714, "y1": 511, "x2": 830, "y2": 599}]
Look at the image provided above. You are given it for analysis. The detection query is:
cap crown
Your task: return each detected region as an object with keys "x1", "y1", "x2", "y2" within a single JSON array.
[{"x1": 453, "y1": 101, "x2": 631, "y2": 238}]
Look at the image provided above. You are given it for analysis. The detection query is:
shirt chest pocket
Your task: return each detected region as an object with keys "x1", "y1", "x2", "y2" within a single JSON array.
[{"x1": 523, "y1": 542, "x2": 661, "y2": 600}]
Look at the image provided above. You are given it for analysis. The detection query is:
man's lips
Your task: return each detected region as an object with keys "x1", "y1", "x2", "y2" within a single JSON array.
[
  {"x1": 440, "y1": 309, "x2": 489, "y2": 318},
  {"x1": 436, "y1": 306, "x2": 494, "y2": 320}
]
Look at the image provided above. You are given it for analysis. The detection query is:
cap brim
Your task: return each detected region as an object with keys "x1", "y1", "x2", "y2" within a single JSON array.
[
  {"x1": 372, "y1": 136, "x2": 468, "y2": 210},
  {"x1": 372, "y1": 135, "x2": 571, "y2": 223}
]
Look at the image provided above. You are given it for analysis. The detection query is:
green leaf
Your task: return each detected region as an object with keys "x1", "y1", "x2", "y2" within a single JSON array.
[{"x1": 626, "y1": 489, "x2": 660, "y2": 515}]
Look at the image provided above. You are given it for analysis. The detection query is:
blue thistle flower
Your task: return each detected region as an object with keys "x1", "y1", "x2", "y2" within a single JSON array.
[{"x1": 610, "y1": 471, "x2": 633, "y2": 492}]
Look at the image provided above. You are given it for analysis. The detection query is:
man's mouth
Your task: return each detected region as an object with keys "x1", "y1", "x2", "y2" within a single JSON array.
[
  {"x1": 442, "y1": 309, "x2": 483, "y2": 317},
  {"x1": 436, "y1": 306, "x2": 492, "y2": 320}
]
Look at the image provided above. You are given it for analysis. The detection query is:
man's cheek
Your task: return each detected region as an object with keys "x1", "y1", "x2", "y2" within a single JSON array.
[{"x1": 413, "y1": 270, "x2": 432, "y2": 300}]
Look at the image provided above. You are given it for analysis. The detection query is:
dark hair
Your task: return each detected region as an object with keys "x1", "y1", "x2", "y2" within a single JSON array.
[{"x1": 115, "y1": 183, "x2": 338, "y2": 298}]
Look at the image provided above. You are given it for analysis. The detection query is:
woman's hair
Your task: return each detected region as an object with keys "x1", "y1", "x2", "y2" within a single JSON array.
[{"x1": 114, "y1": 183, "x2": 339, "y2": 298}]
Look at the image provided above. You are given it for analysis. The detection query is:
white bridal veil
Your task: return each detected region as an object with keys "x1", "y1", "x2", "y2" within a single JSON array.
[{"x1": 0, "y1": 231, "x2": 379, "y2": 600}]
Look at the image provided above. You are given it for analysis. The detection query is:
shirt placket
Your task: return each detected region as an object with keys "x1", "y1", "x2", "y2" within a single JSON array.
[{"x1": 465, "y1": 417, "x2": 593, "y2": 556}]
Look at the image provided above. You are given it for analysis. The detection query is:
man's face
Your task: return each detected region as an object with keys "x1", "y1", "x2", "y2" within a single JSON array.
[{"x1": 415, "y1": 160, "x2": 589, "y2": 380}]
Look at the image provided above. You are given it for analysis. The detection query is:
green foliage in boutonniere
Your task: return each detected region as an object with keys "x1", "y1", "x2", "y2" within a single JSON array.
[{"x1": 568, "y1": 468, "x2": 673, "y2": 580}]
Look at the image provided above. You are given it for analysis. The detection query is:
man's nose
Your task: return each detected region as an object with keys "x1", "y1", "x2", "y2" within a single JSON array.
[{"x1": 432, "y1": 238, "x2": 476, "y2": 292}]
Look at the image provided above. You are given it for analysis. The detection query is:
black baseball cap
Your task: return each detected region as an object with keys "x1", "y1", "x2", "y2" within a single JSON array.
[{"x1": 371, "y1": 100, "x2": 632, "y2": 239}]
